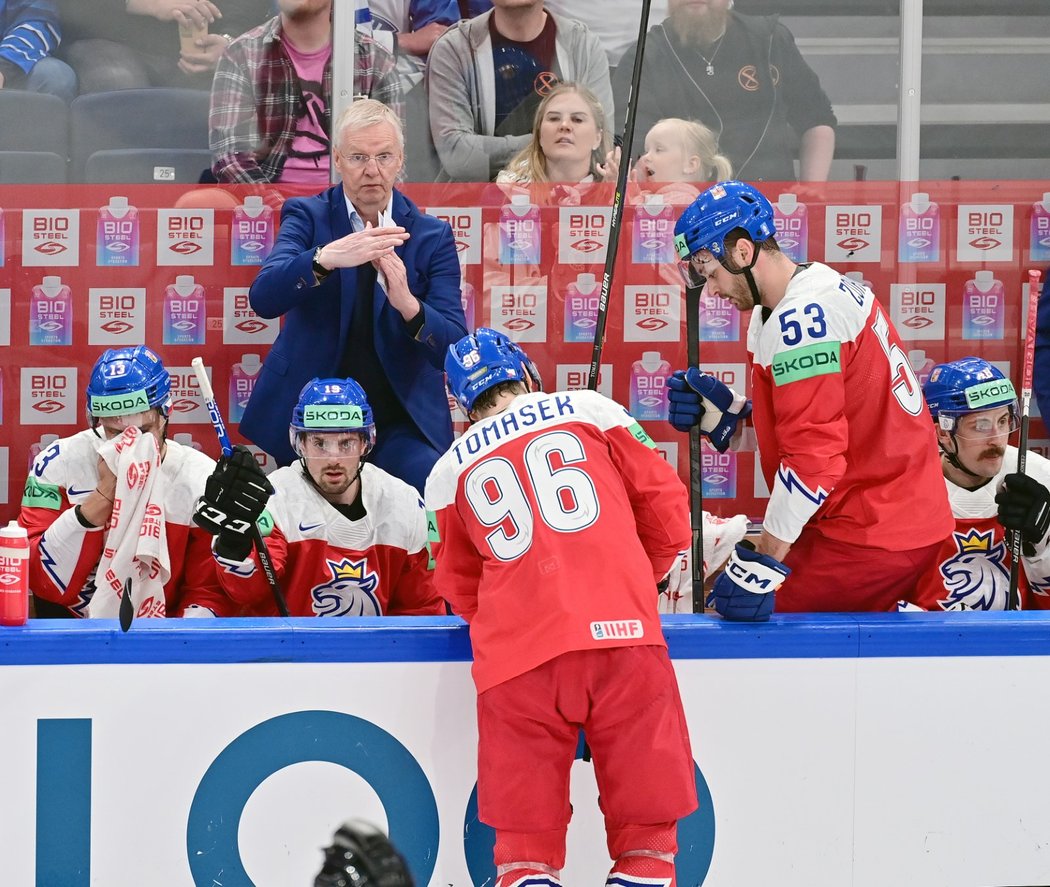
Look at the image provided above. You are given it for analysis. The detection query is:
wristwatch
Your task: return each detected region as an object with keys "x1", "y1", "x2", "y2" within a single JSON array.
[{"x1": 312, "y1": 246, "x2": 332, "y2": 282}]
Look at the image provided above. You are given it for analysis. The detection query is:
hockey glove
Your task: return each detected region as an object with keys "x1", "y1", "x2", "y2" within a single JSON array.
[
  {"x1": 706, "y1": 540, "x2": 788, "y2": 622},
  {"x1": 666, "y1": 368, "x2": 752, "y2": 452},
  {"x1": 996, "y1": 472, "x2": 1050, "y2": 556},
  {"x1": 193, "y1": 446, "x2": 273, "y2": 559}
]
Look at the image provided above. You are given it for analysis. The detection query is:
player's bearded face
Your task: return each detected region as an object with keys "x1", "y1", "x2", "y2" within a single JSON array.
[
  {"x1": 300, "y1": 433, "x2": 365, "y2": 496},
  {"x1": 699, "y1": 252, "x2": 756, "y2": 311}
]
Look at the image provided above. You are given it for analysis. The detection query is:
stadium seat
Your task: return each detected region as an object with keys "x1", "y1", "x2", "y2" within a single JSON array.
[
  {"x1": 0, "y1": 91, "x2": 68, "y2": 181},
  {"x1": 84, "y1": 148, "x2": 214, "y2": 184},
  {"x1": 0, "y1": 151, "x2": 67, "y2": 183},
  {"x1": 69, "y1": 88, "x2": 211, "y2": 183}
]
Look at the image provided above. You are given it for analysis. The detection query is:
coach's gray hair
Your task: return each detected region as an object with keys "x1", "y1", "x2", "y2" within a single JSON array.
[{"x1": 334, "y1": 99, "x2": 404, "y2": 151}]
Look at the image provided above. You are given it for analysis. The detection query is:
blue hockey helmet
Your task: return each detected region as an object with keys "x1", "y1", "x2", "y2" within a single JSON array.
[
  {"x1": 445, "y1": 327, "x2": 542, "y2": 413},
  {"x1": 923, "y1": 357, "x2": 1018, "y2": 434},
  {"x1": 673, "y1": 180, "x2": 776, "y2": 287},
  {"x1": 85, "y1": 345, "x2": 172, "y2": 426},
  {"x1": 290, "y1": 377, "x2": 375, "y2": 456}
]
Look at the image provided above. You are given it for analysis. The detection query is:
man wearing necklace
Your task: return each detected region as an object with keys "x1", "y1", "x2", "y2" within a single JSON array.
[{"x1": 612, "y1": 0, "x2": 836, "y2": 182}]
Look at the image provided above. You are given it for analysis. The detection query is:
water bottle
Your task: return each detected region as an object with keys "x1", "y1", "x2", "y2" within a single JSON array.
[{"x1": 0, "y1": 520, "x2": 30, "y2": 626}]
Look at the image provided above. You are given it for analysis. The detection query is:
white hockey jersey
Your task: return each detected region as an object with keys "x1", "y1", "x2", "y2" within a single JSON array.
[
  {"x1": 910, "y1": 446, "x2": 1050, "y2": 611},
  {"x1": 214, "y1": 463, "x2": 443, "y2": 617},
  {"x1": 20, "y1": 430, "x2": 233, "y2": 616}
]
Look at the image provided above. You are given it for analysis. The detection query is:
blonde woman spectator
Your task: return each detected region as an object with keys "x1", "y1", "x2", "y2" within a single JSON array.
[
  {"x1": 496, "y1": 82, "x2": 615, "y2": 190},
  {"x1": 633, "y1": 116, "x2": 732, "y2": 204}
]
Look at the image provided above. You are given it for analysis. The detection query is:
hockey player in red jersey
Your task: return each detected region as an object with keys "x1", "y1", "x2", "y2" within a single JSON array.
[
  {"x1": 196, "y1": 377, "x2": 444, "y2": 617},
  {"x1": 667, "y1": 181, "x2": 954, "y2": 614},
  {"x1": 19, "y1": 346, "x2": 234, "y2": 618},
  {"x1": 425, "y1": 328, "x2": 698, "y2": 887},
  {"x1": 907, "y1": 357, "x2": 1050, "y2": 611}
]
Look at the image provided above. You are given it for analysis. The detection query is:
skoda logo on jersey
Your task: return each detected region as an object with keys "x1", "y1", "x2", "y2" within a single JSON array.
[{"x1": 312, "y1": 557, "x2": 381, "y2": 616}]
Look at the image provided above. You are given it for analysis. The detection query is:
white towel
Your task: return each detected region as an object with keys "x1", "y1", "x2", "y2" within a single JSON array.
[
  {"x1": 659, "y1": 512, "x2": 750, "y2": 614},
  {"x1": 89, "y1": 427, "x2": 170, "y2": 619}
]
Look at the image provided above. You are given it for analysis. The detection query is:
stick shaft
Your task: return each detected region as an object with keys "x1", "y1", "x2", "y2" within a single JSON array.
[
  {"x1": 685, "y1": 285, "x2": 705, "y2": 612},
  {"x1": 587, "y1": 0, "x2": 653, "y2": 388},
  {"x1": 1006, "y1": 269, "x2": 1042, "y2": 610},
  {"x1": 190, "y1": 358, "x2": 289, "y2": 618}
]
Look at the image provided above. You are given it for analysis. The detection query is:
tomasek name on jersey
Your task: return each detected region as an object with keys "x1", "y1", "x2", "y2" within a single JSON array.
[
  {"x1": 771, "y1": 342, "x2": 841, "y2": 386},
  {"x1": 451, "y1": 394, "x2": 576, "y2": 465}
]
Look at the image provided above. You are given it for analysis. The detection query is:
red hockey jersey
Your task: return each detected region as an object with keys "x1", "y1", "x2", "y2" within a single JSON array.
[
  {"x1": 748, "y1": 263, "x2": 953, "y2": 550},
  {"x1": 214, "y1": 463, "x2": 444, "y2": 617},
  {"x1": 19, "y1": 430, "x2": 233, "y2": 617},
  {"x1": 425, "y1": 389, "x2": 690, "y2": 693}
]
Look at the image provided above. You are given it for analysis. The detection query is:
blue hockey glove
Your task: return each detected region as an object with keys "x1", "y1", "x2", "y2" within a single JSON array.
[
  {"x1": 706, "y1": 541, "x2": 789, "y2": 622},
  {"x1": 666, "y1": 368, "x2": 752, "y2": 452}
]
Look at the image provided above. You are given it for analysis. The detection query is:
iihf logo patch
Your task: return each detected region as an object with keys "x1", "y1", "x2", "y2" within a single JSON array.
[{"x1": 311, "y1": 556, "x2": 382, "y2": 616}]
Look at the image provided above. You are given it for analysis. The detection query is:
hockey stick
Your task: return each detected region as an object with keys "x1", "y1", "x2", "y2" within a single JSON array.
[
  {"x1": 1007, "y1": 269, "x2": 1043, "y2": 610},
  {"x1": 586, "y1": 0, "x2": 653, "y2": 389},
  {"x1": 190, "y1": 357, "x2": 289, "y2": 618},
  {"x1": 685, "y1": 284, "x2": 705, "y2": 611}
]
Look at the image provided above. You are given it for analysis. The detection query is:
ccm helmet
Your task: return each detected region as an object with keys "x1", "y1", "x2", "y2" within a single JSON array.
[
  {"x1": 673, "y1": 180, "x2": 776, "y2": 287},
  {"x1": 290, "y1": 377, "x2": 376, "y2": 457},
  {"x1": 445, "y1": 327, "x2": 542, "y2": 413},
  {"x1": 314, "y1": 820, "x2": 414, "y2": 887},
  {"x1": 85, "y1": 345, "x2": 172, "y2": 426},
  {"x1": 923, "y1": 357, "x2": 1018, "y2": 434}
]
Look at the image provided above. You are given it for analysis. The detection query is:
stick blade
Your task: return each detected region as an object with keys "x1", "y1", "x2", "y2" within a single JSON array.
[{"x1": 119, "y1": 578, "x2": 134, "y2": 633}]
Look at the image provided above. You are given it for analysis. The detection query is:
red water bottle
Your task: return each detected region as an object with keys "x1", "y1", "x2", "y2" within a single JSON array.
[{"x1": 0, "y1": 520, "x2": 29, "y2": 626}]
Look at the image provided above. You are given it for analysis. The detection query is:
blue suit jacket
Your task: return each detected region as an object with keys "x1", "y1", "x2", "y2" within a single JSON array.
[{"x1": 239, "y1": 185, "x2": 467, "y2": 465}]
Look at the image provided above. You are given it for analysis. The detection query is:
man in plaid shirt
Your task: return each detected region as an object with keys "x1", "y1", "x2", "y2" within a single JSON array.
[{"x1": 209, "y1": 0, "x2": 403, "y2": 184}]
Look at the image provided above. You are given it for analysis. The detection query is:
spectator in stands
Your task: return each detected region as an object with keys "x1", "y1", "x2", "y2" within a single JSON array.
[
  {"x1": 632, "y1": 116, "x2": 732, "y2": 205},
  {"x1": 209, "y1": 0, "x2": 403, "y2": 185},
  {"x1": 425, "y1": 0, "x2": 612, "y2": 182},
  {"x1": 496, "y1": 82, "x2": 615, "y2": 192},
  {"x1": 239, "y1": 99, "x2": 466, "y2": 493},
  {"x1": 543, "y1": 0, "x2": 668, "y2": 67},
  {"x1": 908, "y1": 356, "x2": 1050, "y2": 612},
  {"x1": 58, "y1": 0, "x2": 272, "y2": 93},
  {"x1": 19, "y1": 346, "x2": 236, "y2": 619},
  {"x1": 613, "y1": 0, "x2": 836, "y2": 182},
  {"x1": 367, "y1": 0, "x2": 460, "y2": 90},
  {"x1": 0, "y1": 0, "x2": 76, "y2": 102},
  {"x1": 197, "y1": 377, "x2": 445, "y2": 617}
]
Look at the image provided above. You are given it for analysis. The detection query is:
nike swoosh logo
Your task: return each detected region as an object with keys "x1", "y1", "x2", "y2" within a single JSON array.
[
  {"x1": 67, "y1": 486, "x2": 95, "y2": 498},
  {"x1": 298, "y1": 521, "x2": 323, "y2": 533}
]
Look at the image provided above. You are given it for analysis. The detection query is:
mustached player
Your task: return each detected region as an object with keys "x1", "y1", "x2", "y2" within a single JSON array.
[
  {"x1": 907, "y1": 357, "x2": 1050, "y2": 611},
  {"x1": 19, "y1": 345, "x2": 234, "y2": 617},
  {"x1": 195, "y1": 377, "x2": 444, "y2": 617},
  {"x1": 666, "y1": 181, "x2": 954, "y2": 615},
  {"x1": 425, "y1": 328, "x2": 697, "y2": 887}
]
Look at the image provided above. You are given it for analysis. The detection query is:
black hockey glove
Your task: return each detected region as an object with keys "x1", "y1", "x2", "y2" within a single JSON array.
[
  {"x1": 193, "y1": 446, "x2": 273, "y2": 559},
  {"x1": 995, "y1": 472, "x2": 1050, "y2": 557}
]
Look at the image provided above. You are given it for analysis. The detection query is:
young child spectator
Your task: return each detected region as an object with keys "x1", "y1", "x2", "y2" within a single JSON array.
[
  {"x1": 19, "y1": 346, "x2": 235, "y2": 618},
  {"x1": 196, "y1": 377, "x2": 444, "y2": 617},
  {"x1": 633, "y1": 116, "x2": 732, "y2": 205}
]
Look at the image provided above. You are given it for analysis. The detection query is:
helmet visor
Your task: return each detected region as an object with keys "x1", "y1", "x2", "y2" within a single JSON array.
[
  {"x1": 939, "y1": 403, "x2": 1020, "y2": 440},
  {"x1": 292, "y1": 430, "x2": 369, "y2": 459},
  {"x1": 677, "y1": 253, "x2": 709, "y2": 289}
]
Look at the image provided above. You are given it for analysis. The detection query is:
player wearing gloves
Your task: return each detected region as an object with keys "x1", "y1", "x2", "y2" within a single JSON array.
[
  {"x1": 667, "y1": 181, "x2": 953, "y2": 614},
  {"x1": 425, "y1": 328, "x2": 697, "y2": 887},
  {"x1": 196, "y1": 378, "x2": 444, "y2": 617},
  {"x1": 907, "y1": 358, "x2": 1050, "y2": 610},
  {"x1": 19, "y1": 346, "x2": 235, "y2": 618}
]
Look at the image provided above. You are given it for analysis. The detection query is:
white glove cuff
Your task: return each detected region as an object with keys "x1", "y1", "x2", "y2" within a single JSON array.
[{"x1": 726, "y1": 549, "x2": 787, "y2": 595}]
